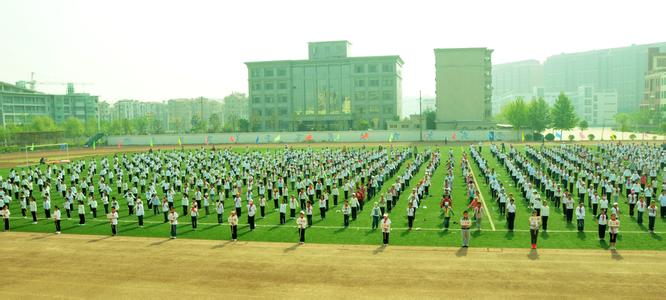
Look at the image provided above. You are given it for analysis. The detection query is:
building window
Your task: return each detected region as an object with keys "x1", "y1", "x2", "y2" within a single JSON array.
[
  {"x1": 277, "y1": 82, "x2": 287, "y2": 90},
  {"x1": 251, "y1": 69, "x2": 261, "y2": 78},
  {"x1": 367, "y1": 64, "x2": 378, "y2": 73},
  {"x1": 264, "y1": 82, "x2": 274, "y2": 90},
  {"x1": 265, "y1": 96, "x2": 273, "y2": 103},
  {"x1": 278, "y1": 108, "x2": 288, "y2": 115},
  {"x1": 382, "y1": 79, "x2": 394, "y2": 87},
  {"x1": 277, "y1": 68, "x2": 287, "y2": 76},
  {"x1": 354, "y1": 79, "x2": 365, "y2": 87},
  {"x1": 354, "y1": 92, "x2": 366, "y2": 100},
  {"x1": 369, "y1": 79, "x2": 379, "y2": 87},
  {"x1": 252, "y1": 83, "x2": 262, "y2": 91},
  {"x1": 252, "y1": 96, "x2": 262, "y2": 103},
  {"x1": 264, "y1": 69, "x2": 274, "y2": 77},
  {"x1": 382, "y1": 91, "x2": 394, "y2": 100},
  {"x1": 368, "y1": 91, "x2": 379, "y2": 101},
  {"x1": 382, "y1": 64, "x2": 394, "y2": 72},
  {"x1": 354, "y1": 65, "x2": 365, "y2": 73},
  {"x1": 278, "y1": 95, "x2": 288, "y2": 103}
]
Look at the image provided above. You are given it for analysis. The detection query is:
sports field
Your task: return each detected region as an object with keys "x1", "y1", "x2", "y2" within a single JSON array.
[
  {"x1": 3, "y1": 232, "x2": 666, "y2": 299},
  {"x1": 0, "y1": 143, "x2": 663, "y2": 250}
]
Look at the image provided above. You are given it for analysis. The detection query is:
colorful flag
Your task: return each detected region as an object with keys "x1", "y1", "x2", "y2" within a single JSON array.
[
  {"x1": 274, "y1": 135, "x2": 281, "y2": 142},
  {"x1": 205, "y1": 136, "x2": 209, "y2": 145},
  {"x1": 117, "y1": 142, "x2": 122, "y2": 149},
  {"x1": 555, "y1": 131, "x2": 562, "y2": 139},
  {"x1": 178, "y1": 137, "x2": 182, "y2": 146},
  {"x1": 229, "y1": 136, "x2": 235, "y2": 143},
  {"x1": 451, "y1": 132, "x2": 456, "y2": 140},
  {"x1": 361, "y1": 132, "x2": 369, "y2": 140},
  {"x1": 610, "y1": 133, "x2": 617, "y2": 141},
  {"x1": 92, "y1": 141, "x2": 96, "y2": 150},
  {"x1": 388, "y1": 133, "x2": 394, "y2": 142},
  {"x1": 335, "y1": 134, "x2": 340, "y2": 141},
  {"x1": 150, "y1": 137, "x2": 154, "y2": 148},
  {"x1": 30, "y1": 143, "x2": 35, "y2": 151},
  {"x1": 255, "y1": 136, "x2": 260, "y2": 144},
  {"x1": 521, "y1": 131, "x2": 525, "y2": 142},
  {"x1": 305, "y1": 134, "x2": 313, "y2": 141}
]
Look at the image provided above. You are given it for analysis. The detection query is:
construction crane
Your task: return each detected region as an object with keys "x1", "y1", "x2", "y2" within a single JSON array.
[{"x1": 20, "y1": 72, "x2": 92, "y2": 94}]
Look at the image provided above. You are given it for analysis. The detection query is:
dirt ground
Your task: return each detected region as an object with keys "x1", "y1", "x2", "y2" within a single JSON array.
[{"x1": 1, "y1": 232, "x2": 665, "y2": 299}]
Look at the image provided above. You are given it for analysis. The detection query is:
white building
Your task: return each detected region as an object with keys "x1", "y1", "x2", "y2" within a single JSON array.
[{"x1": 572, "y1": 86, "x2": 617, "y2": 126}]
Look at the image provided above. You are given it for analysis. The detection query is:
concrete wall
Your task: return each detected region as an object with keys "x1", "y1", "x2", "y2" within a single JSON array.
[{"x1": 107, "y1": 130, "x2": 519, "y2": 146}]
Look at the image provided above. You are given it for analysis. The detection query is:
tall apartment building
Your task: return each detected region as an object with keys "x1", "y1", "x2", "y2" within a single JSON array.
[
  {"x1": 245, "y1": 41, "x2": 403, "y2": 131},
  {"x1": 492, "y1": 60, "x2": 543, "y2": 114},
  {"x1": 166, "y1": 98, "x2": 224, "y2": 132},
  {"x1": 0, "y1": 81, "x2": 98, "y2": 126},
  {"x1": 544, "y1": 42, "x2": 666, "y2": 113},
  {"x1": 434, "y1": 48, "x2": 493, "y2": 129},
  {"x1": 222, "y1": 92, "x2": 249, "y2": 130},
  {"x1": 642, "y1": 48, "x2": 666, "y2": 116}
]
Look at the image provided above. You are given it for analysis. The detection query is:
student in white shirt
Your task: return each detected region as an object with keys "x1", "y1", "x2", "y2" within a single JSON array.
[
  {"x1": 228, "y1": 211, "x2": 238, "y2": 241},
  {"x1": 596, "y1": 208, "x2": 608, "y2": 241},
  {"x1": 529, "y1": 210, "x2": 541, "y2": 249},
  {"x1": 29, "y1": 198, "x2": 38, "y2": 224},
  {"x1": 460, "y1": 211, "x2": 472, "y2": 247},
  {"x1": 296, "y1": 211, "x2": 307, "y2": 244},
  {"x1": 279, "y1": 199, "x2": 287, "y2": 224},
  {"x1": 540, "y1": 201, "x2": 550, "y2": 232},
  {"x1": 53, "y1": 206, "x2": 61, "y2": 234},
  {"x1": 575, "y1": 202, "x2": 586, "y2": 232},
  {"x1": 2, "y1": 205, "x2": 10, "y2": 231},
  {"x1": 190, "y1": 205, "x2": 198, "y2": 230},
  {"x1": 506, "y1": 198, "x2": 516, "y2": 231},
  {"x1": 608, "y1": 213, "x2": 620, "y2": 250},
  {"x1": 162, "y1": 198, "x2": 170, "y2": 223},
  {"x1": 136, "y1": 198, "x2": 145, "y2": 228},
  {"x1": 247, "y1": 199, "x2": 256, "y2": 230},
  {"x1": 168, "y1": 207, "x2": 179, "y2": 239},
  {"x1": 109, "y1": 207, "x2": 119, "y2": 236},
  {"x1": 77, "y1": 201, "x2": 86, "y2": 225},
  {"x1": 216, "y1": 200, "x2": 224, "y2": 224},
  {"x1": 381, "y1": 213, "x2": 391, "y2": 246}
]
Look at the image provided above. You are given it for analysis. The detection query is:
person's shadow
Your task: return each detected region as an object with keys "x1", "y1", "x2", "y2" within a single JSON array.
[
  {"x1": 283, "y1": 243, "x2": 301, "y2": 253},
  {"x1": 373, "y1": 245, "x2": 386, "y2": 255},
  {"x1": 527, "y1": 249, "x2": 539, "y2": 260},
  {"x1": 455, "y1": 247, "x2": 468, "y2": 257},
  {"x1": 211, "y1": 241, "x2": 233, "y2": 249},
  {"x1": 610, "y1": 249, "x2": 623, "y2": 260}
]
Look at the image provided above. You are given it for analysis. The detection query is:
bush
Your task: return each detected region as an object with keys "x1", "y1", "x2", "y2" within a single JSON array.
[
  {"x1": 568, "y1": 134, "x2": 575, "y2": 141},
  {"x1": 545, "y1": 133, "x2": 555, "y2": 141},
  {"x1": 587, "y1": 134, "x2": 595, "y2": 141},
  {"x1": 531, "y1": 132, "x2": 544, "y2": 141},
  {"x1": 629, "y1": 134, "x2": 637, "y2": 141}
]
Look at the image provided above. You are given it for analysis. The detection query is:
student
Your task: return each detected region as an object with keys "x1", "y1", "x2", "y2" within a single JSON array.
[
  {"x1": 350, "y1": 195, "x2": 359, "y2": 220},
  {"x1": 342, "y1": 200, "x2": 351, "y2": 227},
  {"x1": 608, "y1": 213, "x2": 620, "y2": 250},
  {"x1": 660, "y1": 190, "x2": 666, "y2": 218},
  {"x1": 541, "y1": 200, "x2": 549, "y2": 232},
  {"x1": 289, "y1": 196, "x2": 297, "y2": 219},
  {"x1": 29, "y1": 198, "x2": 38, "y2": 224},
  {"x1": 234, "y1": 194, "x2": 242, "y2": 218},
  {"x1": 136, "y1": 198, "x2": 145, "y2": 228},
  {"x1": 279, "y1": 199, "x2": 287, "y2": 224},
  {"x1": 89, "y1": 196, "x2": 98, "y2": 219},
  {"x1": 506, "y1": 198, "x2": 516, "y2": 231},
  {"x1": 575, "y1": 202, "x2": 586, "y2": 232},
  {"x1": 443, "y1": 202, "x2": 453, "y2": 230},
  {"x1": 318, "y1": 196, "x2": 326, "y2": 220},
  {"x1": 216, "y1": 200, "x2": 224, "y2": 224},
  {"x1": 305, "y1": 201, "x2": 313, "y2": 227},
  {"x1": 168, "y1": 207, "x2": 179, "y2": 239},
  {"x1": 296, "y1": 211, "x2": 307, "y2": 244},
  {"x1": 162, "y1": 198, "x2": 170, "y2": 223},
  {"x1": 77, "y1": 201, "x2": 86, "y2": 225},
  {"x1": 190, "y1": 204, "x2": 198, "y2": 230},
  {"x1": 460, "y1": 211, "x2": 472, "y2": 247},
  {"x1": 2, "y1": 205, "x2": 10, "y2": 231},
  {"x1": 228, "y1": 211, "x2": 238, "y2": 241},
  {"x1": 181, "y1": 194, "x2": 189, "y2": 216},
  {"x1": 528, "y1": 210, "x2": 541, "y2": 249},
  {"x1": 381, "y1": 213, "x2": 391, "y2": 246},
  {"x1": 648, "y1": 201, "x2": 657, "y2": 233},
  {"x1": 565, "y1": 195, "x2": 575, "y2": 223},
  {"x1": 637, "y1": 196, "x2": 647, "y2": 225},
  {"x1": 53, "y1": 206, "x2": 61, "y2": 234},
  {"x1": 596, "y1": 208, "x2": 608, "y2": 241},
  {"x1": 406, "y1": 202, "x2": 415, "y2": 230},
  {"x1": 109, "y1": 207, "x2": 119, "y2": 236},
  {"x1": 370, "y1": 202, "x2": 381, "y2": 230},
  {"x1": 19, "y1": 197, "x2": 27, "y2": 218},
  {"x1": 247, "y1": 199, "x2": 256, "y2": 230},
  {"x1": 43, "y1": 197, "x2": 51, "y2": 219},
  {"x1": 259, "y1": 196, "x2": 266, "y2": 219}
]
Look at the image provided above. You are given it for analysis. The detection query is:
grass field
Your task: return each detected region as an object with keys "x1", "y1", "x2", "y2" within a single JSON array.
[{"x1": 1, "y1": 144, "x2": 664, "y2": 251}]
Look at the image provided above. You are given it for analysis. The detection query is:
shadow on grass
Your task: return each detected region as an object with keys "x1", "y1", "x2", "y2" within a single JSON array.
[
  {"x1": 365, "y1": 229, "x2": 377, "y2": 236},
  {"x1": 400, "y1": 230, "x2": 411, "y2": 237},
  {"x1": 649, "y1": 233, "x2": 662, "y2": 241},
  {"x1": 471, "y1": 230, "x2": 482, "y2": 237},
  {"x1": 577, "y1": 231, "x2": 586, "y2": 241},
  {"x1": 540, "y1": 231, "x2": 549, "y2": 240},
  {"x1": 334, "y1": 227, "x2": 347, "y2": 234},
  {"x1": 505, "y1": 231, "x2": 514, "y2": 240},
  {"x1": 438, "y1": 229, "x2": 451, "y2": 237},
  {"x1": 455, "y1": 247, "x2": 468, "y2": 257},
  {"x1": 610, "y1": 249, "x2": 623, "y2": 260},
  {"x1": 527, "y1": 249, "x2": 539, "y2": 260},
  {"x1": 373, "y1": 245, "x2": 386, "y2": 255}
]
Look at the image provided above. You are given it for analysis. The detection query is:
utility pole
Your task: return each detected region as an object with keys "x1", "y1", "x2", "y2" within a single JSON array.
[{"x1": 419, "y1": 90, "x2": 423, "y2": 142}]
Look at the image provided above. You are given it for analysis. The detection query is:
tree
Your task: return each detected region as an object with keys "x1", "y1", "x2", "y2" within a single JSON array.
[
  {"x1": 424, "y1": 109, "x2": 436, "y2": 130},
  {"x1": 29, "y1": 115, "x2": 58, "y2": 132},
  {"x1": 587, "y1": 134, "x2": 595, "y2": 141},
  {"x1": 614, "y1": 113, "x2": 632, "y2": 139},
  {"x1": 84, "y1": 118, "x2": 98, "y2": 136},
  {"x1": 551, "y1": 93, "x2": 579, "y2": 139},
  {"x1": 208, "y1": 113, "x2": 222, "y2": 133},
  {"x1": 62, "y1": 117, "x2": 84, "y2": 138},
  {"x1": 579, "y1": 120, "x2": 589, "y2": 131},
  {"x1": 527, "y1": 97, "x2": 551, "y2": 134},
  {"x1": 133, "y1": 117, "x2": 148, "y2": 135},
  {"x1": 500, "y1": 97, "x2": 529, "y2": 139},
  {"x1": 238, "y1": 119, "x2": 250, "y2": 132},
  {"x1": 150, "y1": 117, "x2": 164, "y2": 134}
]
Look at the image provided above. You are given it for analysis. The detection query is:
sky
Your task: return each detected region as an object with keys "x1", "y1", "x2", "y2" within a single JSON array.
[{"x1": 0, "y1": 0, "x2": 663, "y2": 116}]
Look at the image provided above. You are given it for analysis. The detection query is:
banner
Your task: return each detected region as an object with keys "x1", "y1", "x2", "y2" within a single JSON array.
[{"x1": 178, "y1": 137, "x2": 182, "y2": 146}]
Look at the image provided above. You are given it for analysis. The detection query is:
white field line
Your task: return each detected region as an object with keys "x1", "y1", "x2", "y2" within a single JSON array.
[{"x1": 462, "y1": 147, "x2": 496, "y2": 231}]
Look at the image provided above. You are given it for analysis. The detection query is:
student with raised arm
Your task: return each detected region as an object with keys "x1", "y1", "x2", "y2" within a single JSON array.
[{"x1": 296, "y1": 211, "x2": 307, "y2": 244}]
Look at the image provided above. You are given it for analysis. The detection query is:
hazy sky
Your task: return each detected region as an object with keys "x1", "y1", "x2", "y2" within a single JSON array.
[{"x1": 1, "y1": 0, "x2": 663, "y2": 115}]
